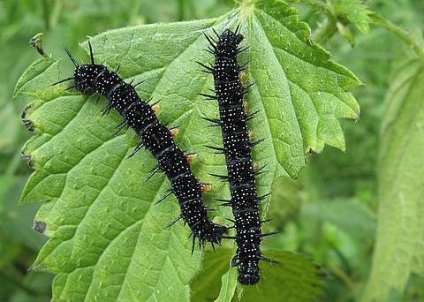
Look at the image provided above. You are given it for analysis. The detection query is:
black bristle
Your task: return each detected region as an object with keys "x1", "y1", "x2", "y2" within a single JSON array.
[
  {"x1": 201, "y1": 116, "x2": 221, "y2": 126},
  {"x1": 196, "y1": 61, "x2": 214, "y2": 73},
  {"x1": 199, "y1": 93, "x2": 217, "y2": 100},
  {"x1": 209, "y1": 173, "x2": 229, "y2": 181},
  {"x1": 144, "y1": 165, "x2": 161, "y2": 182},
  {"x1": 166, "y1": 214, "x2": 183, "y2": 228},
  {"x1": 155, "y1": 190, "x2": 173, "y2": 205},
  {"x1": 113, "y1": 120, "x2": 128, "y2": 136},
  {"x1": 128, "y1": 142, "x2": 144, "y2": 158}
]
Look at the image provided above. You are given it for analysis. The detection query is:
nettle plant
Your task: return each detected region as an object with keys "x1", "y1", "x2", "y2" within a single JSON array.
[{"x1": 14, "y1": 0, "x2": 424, "y2": 301}]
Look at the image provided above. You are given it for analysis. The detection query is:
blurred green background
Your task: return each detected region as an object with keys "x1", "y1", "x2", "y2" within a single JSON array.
[{"x1": 1, "y1": 0, "x2": 424, "y2": 301}]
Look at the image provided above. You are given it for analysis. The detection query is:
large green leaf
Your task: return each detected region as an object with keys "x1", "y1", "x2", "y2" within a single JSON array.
[
  {"x1": 15, "y1": 0, "x2": 360, "y2": 300},
  {"x1": 362, "y1": 39, "x2": 424, "y2": 301}
]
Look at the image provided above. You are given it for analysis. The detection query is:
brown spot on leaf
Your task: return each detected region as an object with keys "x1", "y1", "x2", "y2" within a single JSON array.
[
  {"x1": 308, "y1": 148, "x2": 318, "y2": 154},
  {"x1": 21, "y1": 106, "x2": 34, "y2": 132},
  {"x1": 21, "y1": 151, "x2": 34, "y2": 168},
  {"x1": 33, "y1": 220, "x2": 46, "y2": 233}
]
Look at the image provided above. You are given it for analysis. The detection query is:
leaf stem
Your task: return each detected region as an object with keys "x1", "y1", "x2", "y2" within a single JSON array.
[
  {"x1": 41, "y1": 0, "x2": 50, "y2": 31},
  {"x1": 328, "y1": 266, "x2": 356, "y2": 291},
  {"x1": 370, "y1": 14, "x2": 424, "y2": 60}
]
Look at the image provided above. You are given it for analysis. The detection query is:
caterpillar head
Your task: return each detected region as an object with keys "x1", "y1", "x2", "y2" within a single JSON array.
[
  {"x1": 73, "y1": 63, "x2": 106, "y2": 94},
  {"x1": 216, "y1": 29, "x2": 243, "y2": 57},
  {"x1": 60, "y1": 41, "x2": 106, "y2": 94}
]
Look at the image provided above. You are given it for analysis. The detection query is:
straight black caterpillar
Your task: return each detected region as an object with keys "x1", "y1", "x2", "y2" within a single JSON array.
[
  {"x1": 56, "y1": 42, "x2": 227, "y2": 249},
  {"x1": 201, "y1": 28, "x2": 277, "y2": 285}
]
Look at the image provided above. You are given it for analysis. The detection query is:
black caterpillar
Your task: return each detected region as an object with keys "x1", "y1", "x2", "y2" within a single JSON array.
[
  {"x1": 201, "y1": 28, "x2": 276, "y2": 285},
  {"x1": 56, "y1": 42, "x2": 227, "y2": 249}
]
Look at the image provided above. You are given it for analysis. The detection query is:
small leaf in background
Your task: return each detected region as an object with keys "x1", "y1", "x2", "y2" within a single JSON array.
[
  {"x1": 330, "y1": 0, "x2": 372, "y2": 34},
  {"x1": 302, "y1": 0, "x2": 372, "y2": 44},
  {"x1": 302, "y1": 198, "x2": 376, "y2": 242},
  {"x1": 362, "y1": 37, "x2": 424, "y2": 302}
]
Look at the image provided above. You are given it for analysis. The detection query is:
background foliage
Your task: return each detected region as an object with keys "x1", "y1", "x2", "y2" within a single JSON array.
[{"x1": 1, "y1": 0, "x2": 424, "y2": 301}]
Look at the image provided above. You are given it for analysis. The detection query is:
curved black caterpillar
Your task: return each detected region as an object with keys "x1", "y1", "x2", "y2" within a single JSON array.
[
  {"x1": 56, "y1": 42, "x2": 227, "y2": 249},
  {"x1": 201, "y1": 28, "x2": 276, "y2": 285}
]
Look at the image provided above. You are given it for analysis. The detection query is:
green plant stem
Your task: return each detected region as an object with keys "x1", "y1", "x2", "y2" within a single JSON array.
[
  {"x1": 312, "y1": 17, "x2": 338, "y2": 45},
  {"x1": 41, "y1": 0, "x2": 50, "y2": 31},
  {"x1": 328, "y1": 266, "x2": 356, "y2": 291},
  {"x1": 5, "y1": 151, "x2": 23, "y2": 176},
  {"x1": 177, "y1": 0, "x2": 185, "y2": 21},
  {"x1": 371, "y1": 14, "x2": 424, "y2": 60},
  {"x1": 50, "y1": 0, "x2": 64, "y2": 29},
  {"x1": 129, "y1": 0, "x2": 141, "y2": 25}
]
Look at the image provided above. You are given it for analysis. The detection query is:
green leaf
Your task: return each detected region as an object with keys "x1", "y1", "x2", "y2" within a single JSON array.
[
  {"x1": 15, "y1": 0, "x2": 359, "y2": 300},
  {"x1": 331, "y1": 0, "x2": 372, "y2": 33},
  {"x1": 14, "y1": 57, "x2": 60, "y2": 100},
  {"x1": 291, "y1": 0, "x2": 372, "y2": 34},
  {"x1": 215, "y1": 266, "x2": 238, "y2": 302},
  {"x1": 362, "y1": 38, "x2": 424, "y2": 302}
]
